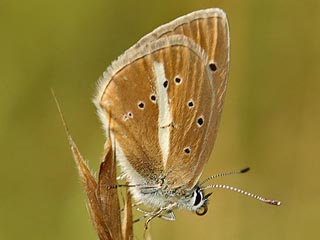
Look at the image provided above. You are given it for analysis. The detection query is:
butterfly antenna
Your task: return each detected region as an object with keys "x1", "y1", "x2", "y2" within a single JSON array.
[
  {"x1": 201, "y1": 184, "x2": 281, "y2": 206},
  {"x1": 200, "y1": 167, "x2": 250, "y2": 186}
]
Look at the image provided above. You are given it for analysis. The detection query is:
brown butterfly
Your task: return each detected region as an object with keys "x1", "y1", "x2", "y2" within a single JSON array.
[{"x1": 93, "y1": 8, "x2": 280, "y2": 228}]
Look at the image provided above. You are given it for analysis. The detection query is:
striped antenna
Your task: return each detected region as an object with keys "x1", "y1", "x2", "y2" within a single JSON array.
[
  {"x1": 201, "y1": 184, "x2": 281, "y2": 206},
  {"x1": 200, "y1": 167, "x2": 250, "y2": 186}
]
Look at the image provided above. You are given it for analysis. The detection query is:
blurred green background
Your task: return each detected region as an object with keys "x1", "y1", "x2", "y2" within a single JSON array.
[{"x1": 1, "y1": 0, "x2": 319, "y2": 239}]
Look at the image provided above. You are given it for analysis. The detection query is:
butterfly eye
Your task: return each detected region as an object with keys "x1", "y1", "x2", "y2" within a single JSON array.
[{"x1": 194, "y1": 191, "x2": 202, "y2": 206}]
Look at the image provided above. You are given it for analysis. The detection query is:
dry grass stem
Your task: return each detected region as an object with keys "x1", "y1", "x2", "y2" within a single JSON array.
[{"x1": 53, "y1": 91, "x2": 134, "y2": 240}]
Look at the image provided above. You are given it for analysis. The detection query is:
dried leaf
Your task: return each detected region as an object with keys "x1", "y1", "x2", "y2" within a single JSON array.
[
  {"x1": 70, "y1": 144, "x2": 112, "y2": 240},
  {"x1": 98, "y1": 140, "x2": 122, "y2": 240},
  {"x1": 53, "y1": 90, "x2": 135, "y2": 240},
  {"x1": 122, "y1": 185, "x2": 133, "y2": 240},
  {"x1": 52, "y1": 91, "x2": 112, "y2": 240}
]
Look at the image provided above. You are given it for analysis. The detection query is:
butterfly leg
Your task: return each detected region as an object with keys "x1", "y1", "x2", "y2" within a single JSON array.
[
  {"x1": 136, "y1": 207, "x2": 152, "y2": 214},
  {"x1": 144, "y1": 203, "x2": 177, "y2": 229},
  {"x1": 120, "y1": 203, "x2": 142, "y2": 212},
  {"x1": 134, "y1": 207, "x2": 176, "y2": 223},
  {"x1": 133, "y1": 208, "x2": 155, "y2": 223},
  {"x1": 158, "y1": 210, "x2": 176, "y2": 221},
  {"x1": 145, "y1": 208, "x2": 164, "y2": 229}
]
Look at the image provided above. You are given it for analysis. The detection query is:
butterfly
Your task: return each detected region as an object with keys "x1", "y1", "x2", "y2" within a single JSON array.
[{"x1": 93, "y1": 8, "x2": 280, "y2": 228}]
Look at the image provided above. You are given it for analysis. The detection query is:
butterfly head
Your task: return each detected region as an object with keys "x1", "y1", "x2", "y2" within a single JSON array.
[
  {"x1": 185, "y1": 186, "x2": 213, "y2": 216},
  {"x1": 182, "y1": 167, "x2": 281, "y2": 216}
]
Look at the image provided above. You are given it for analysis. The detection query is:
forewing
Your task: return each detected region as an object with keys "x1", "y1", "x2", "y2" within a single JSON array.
[
  {"x1": 135, "y1": 8, "x2": 230, "y2": 189},
  {"x1": 97, "y1": 36, "x2": 210, "y2": 184},
  {"x1": 96, "y1": 8, "x2": 230, "y2": 190},
  {"x1": 136, "y1": 8, "x2": 230, "y2": 109}
]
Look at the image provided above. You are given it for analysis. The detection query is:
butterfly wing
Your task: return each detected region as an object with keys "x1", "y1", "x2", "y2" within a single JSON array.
[
  {"x1": 136, "y1": 8, "x2": 230, "y2": 117},
  {"x1": 95, "y1": 36, "x2": 210, "y2": 184},
  {"x1": 136, "y1": 8, "x2": 230, "y2": 189},
  {"x1": 95, "y1": 8, "x2": 230, "y2": 190}
]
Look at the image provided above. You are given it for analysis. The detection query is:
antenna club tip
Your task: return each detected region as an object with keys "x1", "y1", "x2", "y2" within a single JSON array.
[
  {"x1": 240, "y1": 167, "x2": 250, "y2": 173},
  {"x1": 275, "y1": 201, "x2": 282, "y2": 206},
  {"x1": 266, "y1": 199, "x2": 282, "y2": 206}
]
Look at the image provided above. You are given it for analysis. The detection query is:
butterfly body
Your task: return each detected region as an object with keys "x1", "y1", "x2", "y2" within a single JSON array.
[
  {"x1": 124, "y1": 170, "x2": 207, "y2": 213},
  {"x1": 94, "y1": 8, "x2": 230, "y2": 218}
]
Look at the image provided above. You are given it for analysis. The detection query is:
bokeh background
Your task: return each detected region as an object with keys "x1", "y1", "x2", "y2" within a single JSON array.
[{"x1": 1, "y1": 0, "x2": 319, "y2": 239}]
